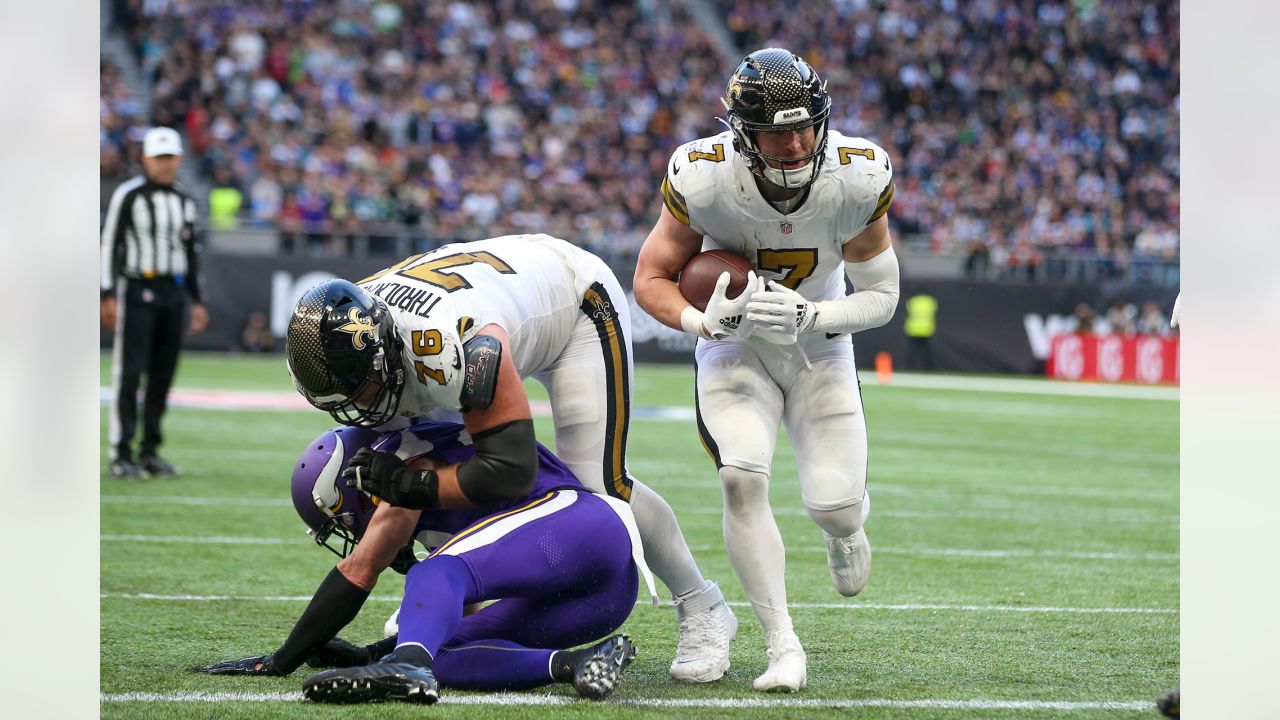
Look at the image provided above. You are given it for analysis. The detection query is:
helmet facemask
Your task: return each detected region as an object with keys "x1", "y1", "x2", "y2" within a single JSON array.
[
  {"x1": 721, "y1": 48, "x2": 833, "y2": 191},
  {"x1": 287, "y1": 281, "x2": 408, "y2": 429}
]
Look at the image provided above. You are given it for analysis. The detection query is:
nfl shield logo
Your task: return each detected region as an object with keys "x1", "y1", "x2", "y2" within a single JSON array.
[{"x1": 780, "y1": 222, "x2": 793, "y2": 234}]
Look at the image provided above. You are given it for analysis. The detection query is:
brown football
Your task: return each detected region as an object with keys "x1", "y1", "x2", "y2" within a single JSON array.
[{"x1": 678, "y1": 249, "x2": 754, "y2": 312}]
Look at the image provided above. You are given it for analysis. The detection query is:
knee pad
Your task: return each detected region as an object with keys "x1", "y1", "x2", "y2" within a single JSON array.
[
  {"x1": 719, "y1": 466, "x2": 770, "y2": 515},
  {"x1": 806, "y1": 492, "x2": 869, "y2": 538}
]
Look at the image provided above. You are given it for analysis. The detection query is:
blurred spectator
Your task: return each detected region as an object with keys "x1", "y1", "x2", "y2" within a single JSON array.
[
  {"x1": 1136, "y1": 299, "x2": 1170, "y2": 336},
  {"x1": 903, "y1": 291, "x2": 938, "y2": 371},
  {"x1": 1104, "y1": 299, "x2": 1136, "y2": 335},
  {"x1": 1068, "y1": 302, "x2": 1098, "y2": 335},
  {"x1": 209, "y1": 167, "x2": 244, "y2": 230},
  {"x1": 102, "y1": 0, "x2": 1178, "y2": 272},
  {"x1": 240, "y1": 311, "x2": 276, "y2": 352},
  {"x1": 718, "y1": 0, "x2": 1179, "y2": 269}
]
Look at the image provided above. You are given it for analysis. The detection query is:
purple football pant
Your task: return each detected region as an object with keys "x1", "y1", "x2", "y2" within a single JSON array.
[{"x1": 396, "y1": 490, "x2": 639, "y2": 690}]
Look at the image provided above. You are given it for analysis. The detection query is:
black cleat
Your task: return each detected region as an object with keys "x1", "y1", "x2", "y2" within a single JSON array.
[
  {"x1": 140, "y1": 455, "x2": 180, "y2": 477},
  {"x1": 303, "y1": 662, "x2": 439, "y2": 705},
  {"x1": 109, "y1": 460, "x2": 147, "y2": 479},
  {"x1": 1156, "y1": 686, "x2": 1179, "y2": 718},
  {"x1": 572, "y1": 634, "x2": 638, "y2": 700}
]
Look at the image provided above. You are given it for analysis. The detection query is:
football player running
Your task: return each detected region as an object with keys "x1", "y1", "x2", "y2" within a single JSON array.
[
  {"x1": 284, "y1": 234, "x2": 737, "y2": 682},
  {"x1": 201, "y1": 422, "x2": 649, "y2": 703},
  {"x1": 633, "y1": 48, "x2": 899, "y2": 692}
]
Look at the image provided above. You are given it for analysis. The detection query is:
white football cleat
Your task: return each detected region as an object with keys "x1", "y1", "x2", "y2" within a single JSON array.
[
  {"x1": 824, "y1": 527, "x2": 872, "y2": 596},
  {"x1": 669, "y1": 597, "x2": 738, "y2": 682},
  {"x1": 752, "y1": 627, "x2": 807, "y2": 692},
  {"x1": 384, "y1": 608, "x2": 400, "y2": 637}
]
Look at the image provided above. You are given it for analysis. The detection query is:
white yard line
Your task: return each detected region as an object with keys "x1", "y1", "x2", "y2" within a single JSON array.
[
  {"x1": 881, "y1": 372, "x2": 1178, "y2": 401},
  {"x1": 100, "y1": 592, "x2": 1176, "y2": 615},
  {"x1": 101, "y1": 495, "x2": 293, "y2": 507},
  {"x1": 101, "y1": 533, "x2": 1177, "y2": 561},
  {"x1": 99, "y1": 372, "x2": 1175, "y2": 418},
  {"x1": 99, "y1": 495, "x2": 1179, "y2": 524},
  {"x1": 99, "y1": 690, "x2": 1151, "y2": 711}
]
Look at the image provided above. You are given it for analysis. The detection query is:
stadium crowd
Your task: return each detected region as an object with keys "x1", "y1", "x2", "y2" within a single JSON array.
[
  {"x1": 717, "y1": 0, "x2": 1179, "y2": 281},
  {"x1": 103, "y1": 0, "x2": 1178, "y2": 278}
]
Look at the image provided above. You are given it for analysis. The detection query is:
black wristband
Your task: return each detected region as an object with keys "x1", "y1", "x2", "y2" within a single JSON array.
[
  {"x1": 388, "y1": 465, "x2": 440, "y2": 509},
  {"x1": 272, "y1": 567, "x2": 371, "y2": 673}
]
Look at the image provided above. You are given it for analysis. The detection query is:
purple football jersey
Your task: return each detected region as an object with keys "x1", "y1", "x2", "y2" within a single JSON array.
[{"x1": 371, "y1": 421, "x2": 584, "y2": 538}]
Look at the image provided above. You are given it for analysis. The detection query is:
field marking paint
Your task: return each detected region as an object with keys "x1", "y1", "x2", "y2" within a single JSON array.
[
  {"x1": 99, "y1": 690, "x2": 1151, "y2": 711},
  {"x1": 101, "y1": 534, "x2": 295, "y2": 545},
  {"x1": 684, "y1": 544, "x2": 1177, "y2": 562},
  {"x1": 101, "y1": 533, "x2": 1178, "y2": 561},
  {"x1": 100, "y1": 371, "x2": 1175, "y2": 417},
  {"x1": 881, "y1": 373, "x2": 1178, "y2": 401},
  {"x1": 100, "y1": 494, "x2": 1178, "y2": 524},
  {"x1": 100, "y1": 592, "x2": 1176, "y2": 615},
  {"x1": 101, "y1": 495, "x2": 293, "y2": 507}
]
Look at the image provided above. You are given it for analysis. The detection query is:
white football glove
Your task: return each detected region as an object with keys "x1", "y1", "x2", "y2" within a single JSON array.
[
  {"x1": 746, "y1": 280, "x2": 817, "y2": 345},
  {"x1": 701, "y1": 270, "x2": 761, "y2": 340},
  {"x1": 1170, "y1": 293, "x2": 1181, "y2": 328}
]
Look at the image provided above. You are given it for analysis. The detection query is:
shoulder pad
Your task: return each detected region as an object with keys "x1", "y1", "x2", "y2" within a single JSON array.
[
  {"x1": 460, "y1": 335, "x2": 502, "y2": 412},
  {"x1": 826, "y1": 134, "x2": 892, "y2": 191},
  {"x1": 661, "y1": 132, "x2": 735, "y2": 226}
]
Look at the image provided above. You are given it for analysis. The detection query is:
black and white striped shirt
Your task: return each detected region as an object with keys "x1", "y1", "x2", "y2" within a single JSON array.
[{"x1": 100, "y1": 175, "x2": 203, "y2": 302}]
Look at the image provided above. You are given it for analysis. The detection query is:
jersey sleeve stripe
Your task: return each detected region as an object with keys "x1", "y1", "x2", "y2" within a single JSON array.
[
  {"x1": 660, "y1": 174, "x2": 691, "y2": 226},
  {"x1": 868, "y1": 181, "x2": 895, "y2": 222}
]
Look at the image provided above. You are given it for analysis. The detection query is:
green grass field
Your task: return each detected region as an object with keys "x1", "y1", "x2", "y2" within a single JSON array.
[{"x1": 100, "y1": 353, "x2": 1178, "y2": 718}]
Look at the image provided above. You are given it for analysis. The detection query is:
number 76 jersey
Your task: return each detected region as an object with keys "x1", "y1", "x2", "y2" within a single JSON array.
[
  {"x1": 661, "y1": 129, "x2": 894, "y2": 302},
  {"x1": 355, "y1": 234, "x2": 604, "y2": 418}
]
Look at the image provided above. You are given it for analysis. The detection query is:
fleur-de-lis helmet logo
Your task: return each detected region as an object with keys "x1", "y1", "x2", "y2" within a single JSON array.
[{"x1": 336, "y1": 307, "x2": 378, "y2": 350}]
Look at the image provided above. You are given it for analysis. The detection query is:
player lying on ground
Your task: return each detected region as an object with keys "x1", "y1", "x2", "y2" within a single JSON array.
[{"x1": 200, "y1": 421, "x2": 654, "y2": 704}]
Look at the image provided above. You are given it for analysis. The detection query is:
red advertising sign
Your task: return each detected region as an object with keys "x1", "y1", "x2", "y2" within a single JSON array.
[{"x1": 1046, "y1": 334, "x2": 1179, "y2": 385}]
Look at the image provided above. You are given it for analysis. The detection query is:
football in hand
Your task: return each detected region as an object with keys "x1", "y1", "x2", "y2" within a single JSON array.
[{"x1": 678, "y1": 249, "x2": 754, "y2": 312}]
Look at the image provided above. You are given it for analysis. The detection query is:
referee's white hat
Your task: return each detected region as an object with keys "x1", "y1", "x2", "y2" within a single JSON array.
[{"x1": 143, "y1": 127, "x2": 183, "y2": 157}]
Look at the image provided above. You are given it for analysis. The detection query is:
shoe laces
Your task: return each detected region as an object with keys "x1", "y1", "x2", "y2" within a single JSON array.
[
  {"x1": 676, "y1": 604, "x2": 729, "y2": 655},
  {"x1": 764, "y1": 629, "x2": 801, "y2": 662}
]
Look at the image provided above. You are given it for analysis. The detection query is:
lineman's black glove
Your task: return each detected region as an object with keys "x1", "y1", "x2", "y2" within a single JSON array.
[
  {"x1": 305, "y1": 638, "x2": 372, "y2": 669},
  {"x1": 342, "y1": 447, "x2": 439, "y2": 509},
  {"x1": 197, "y1": 654, "x2": 286, "y2": 676}
]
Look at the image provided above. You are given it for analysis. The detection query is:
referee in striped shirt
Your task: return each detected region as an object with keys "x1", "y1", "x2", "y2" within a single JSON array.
[{"x1": 100, "y1": 127, "x2": 209, "y2": 478}]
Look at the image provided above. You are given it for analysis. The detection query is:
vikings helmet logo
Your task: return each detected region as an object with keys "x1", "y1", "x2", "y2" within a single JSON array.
[{"x1": 336, "y1": 308, "x2": 378, "y2": 350}]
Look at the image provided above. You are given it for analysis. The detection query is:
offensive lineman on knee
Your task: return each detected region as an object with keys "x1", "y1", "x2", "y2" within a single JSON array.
[
  {"x1": 634, "y1": 48, "x2": 899, "y2": 692},
  {"x1": 283, "y1": 234, "x2": 736, "y2": 682}
]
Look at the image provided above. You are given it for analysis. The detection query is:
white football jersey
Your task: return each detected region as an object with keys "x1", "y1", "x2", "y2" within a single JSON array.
[
  {"x1": 661, "y1": 129, "x2": 894, "y2": 302},
  {"x1": 357, "y1": 234, "x2": 597, "y2": 417}
]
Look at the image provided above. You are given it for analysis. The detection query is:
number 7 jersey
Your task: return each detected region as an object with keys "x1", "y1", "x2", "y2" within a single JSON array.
[{"x1": 661, "y1": 129, "x2": 894, "y2": 302}]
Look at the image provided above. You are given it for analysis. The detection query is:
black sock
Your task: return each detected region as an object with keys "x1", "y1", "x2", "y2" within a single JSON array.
[
  {"x1": 384, "y1": 643, "x2": 433, "y2": 668},
  {"x1": 550, "y1": 646, "x2": 594, "y2": 683}
]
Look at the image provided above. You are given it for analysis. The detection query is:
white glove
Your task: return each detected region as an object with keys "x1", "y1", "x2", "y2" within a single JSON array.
[
  {"x1": 700, "y1": 270, "x2": 761, "y2": 340},
  {"x1": 746, "y1": 280, "x2": 817, "y2": 345},
  {"x1": 1170, "y1": 293, "x2": 1181, "y2": 328}
]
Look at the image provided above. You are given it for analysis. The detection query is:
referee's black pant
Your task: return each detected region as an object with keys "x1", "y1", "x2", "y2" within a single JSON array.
[{"x1": 110, "y1": 277, "x2": 187, "y2": 462}]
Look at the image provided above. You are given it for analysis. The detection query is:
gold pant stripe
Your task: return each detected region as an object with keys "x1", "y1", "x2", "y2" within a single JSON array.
[
  {"x1": 581, "y1": 285, "x2": 633, "y2": 501},
  {"x1": 428, "y1": 492, "x2": 557, "y2": 558}
]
